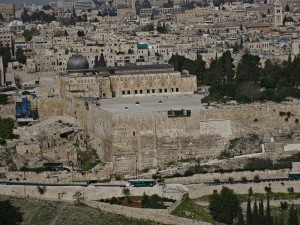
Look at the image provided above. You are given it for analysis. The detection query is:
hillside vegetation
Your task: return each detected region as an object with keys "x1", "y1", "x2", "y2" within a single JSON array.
[{"x1": 0, "y1": 195, "x2": 163, "y2": 225}]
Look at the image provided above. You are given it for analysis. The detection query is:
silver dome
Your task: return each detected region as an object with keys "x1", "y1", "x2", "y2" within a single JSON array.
[{"x1": 67, "y1": 54, "x2": 89, "y2": 70}]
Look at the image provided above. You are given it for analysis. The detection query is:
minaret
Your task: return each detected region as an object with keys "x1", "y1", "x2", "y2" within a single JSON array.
[{"x1": 274, "y1": 0, "x2": 283, "y2": 27}]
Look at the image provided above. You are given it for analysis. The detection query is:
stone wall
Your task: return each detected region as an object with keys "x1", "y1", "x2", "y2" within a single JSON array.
[
  {"x1": 36, "y1": 97, "x2": 64, "y2": 118},
  {"x1": 164, "y1": 169, "x2": 290, "y2": 184},
  {"x1": 86, "y1": 200, "x2": 211, "y2": 225},
  {"x1": 188, "y1": 180, "x2": 300, "y2": 198},
  {"x1": 64, "y1": 98, "x2": 300, "y2": 173},
  {"x1": 0, "y1": 104, "x2": 14, "y2": 118}
]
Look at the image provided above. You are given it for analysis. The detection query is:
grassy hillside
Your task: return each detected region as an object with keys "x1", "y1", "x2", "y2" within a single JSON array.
[{"x1": 0, "y1": 195, "x2": 163, "y2": 225}]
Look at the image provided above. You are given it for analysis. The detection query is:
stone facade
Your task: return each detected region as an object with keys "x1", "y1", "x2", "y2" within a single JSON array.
[
  {"x1": 63, "y1": 95, "x2": 300, "y2": 173},
  {"x1": 60, "y1": 63, "x2": 197, "y2": 99}
]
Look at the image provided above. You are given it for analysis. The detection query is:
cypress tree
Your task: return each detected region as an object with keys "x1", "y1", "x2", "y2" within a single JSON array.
[
  {"x1": 259, "y1": 198, "x2": 265, "y2": 225},
  {"x1": 265, "y1": 197, "x2": 273, "y2": 225},
  {"x1": 288, "y1": 204, "x2": 299, "y2": 225},
  {"x1": 237, "y1": 207, "x2": 245, "y2": 225},
  {"x1": 246, "y1": 198, "x2": 253, "y2": 225},
  {"x1": 253, "y1": 199, "x2": 259, "y2": 225},
  {"x1": 98, "y1": 53, "x2": 106, "y2": 67},
  {"x1": 94, "y1": 55, "x2": 99, "y2": 67}
]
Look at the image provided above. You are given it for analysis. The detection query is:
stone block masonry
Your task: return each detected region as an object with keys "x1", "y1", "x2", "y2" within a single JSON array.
[{"x1": 64, "y1": 97, "x2": 300, "y2": 173}]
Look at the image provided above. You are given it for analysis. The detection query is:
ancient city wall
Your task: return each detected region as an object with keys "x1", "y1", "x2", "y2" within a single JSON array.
[
  {"x1": 36, "y1": 97, "x2": 64, "y2": 118},
  {"x1": 107, "y1": 103, "x2": 300, "y2": 172},
  {"x1": 61, "y1": 97, "x2": 300, "y2": 173},
  {"x1": 164, "y1": 169, "x2": 290, "y2": 184},
  {"x1": 0, "y1": 104, "x2": 14, "y2": 118},
  {"x1": 86, "y1": 201, "x2": 211, "y2": 225},
  {"x1": 188, "y1": 180, "x2": 300, "y2": 198},
  {"x1": 0, "y1": 184, "x2": 163, "y2": 202}
]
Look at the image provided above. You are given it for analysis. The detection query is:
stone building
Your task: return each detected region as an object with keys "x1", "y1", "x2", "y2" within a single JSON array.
[
  {"x1": 59, "y1": 54, "x2": 197, "y2": 99},
  {"x1": 0, "y1": 3, "x2": 15, "y2": 20}
]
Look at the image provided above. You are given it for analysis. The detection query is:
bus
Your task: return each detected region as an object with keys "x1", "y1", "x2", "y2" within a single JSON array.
[
  {"x1": 126, "y1": 179, "x2": 156, "y2": 187},
  {"x1": 288, "y1": 172, "x2": 300, "y2": 180}
]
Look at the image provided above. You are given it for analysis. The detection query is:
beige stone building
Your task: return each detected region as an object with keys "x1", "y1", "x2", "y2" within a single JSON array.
[
  {"x1": 0, "y1": 3, "x2": 15, "y2": 20},
  {"x1": 59, "y1": 54, "x2": 197, "y2": 99}
]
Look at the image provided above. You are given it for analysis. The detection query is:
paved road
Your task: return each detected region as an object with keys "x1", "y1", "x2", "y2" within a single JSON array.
[
  {"x1": 204, "y1": 178, "x2": 298, "y2": 185},
  {"x1": 0, "y1": 181, "x2": 124, "y2": 187}
]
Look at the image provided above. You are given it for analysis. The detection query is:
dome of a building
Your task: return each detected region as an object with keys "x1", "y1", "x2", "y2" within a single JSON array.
[
  {"x1": 67, "y1": 54, "x2": 89, "y2": 70},
  {"x1": 8, "y1": 20, "x2": 24, "y2": 28}
]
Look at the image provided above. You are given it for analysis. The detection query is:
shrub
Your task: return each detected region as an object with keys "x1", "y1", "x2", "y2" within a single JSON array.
[
  {"x1": 228, "y1": 177, "x2": 234, "y2": 184},
  {"x1": 0, "y1": 94, "x2": 8, "y2": 105},
  {"x1": 213, "y1": 178, "x2": 220, "y2": 184},
  {"x1": 110, "y1": 197, "x2": 118, "y2": 205},
  {"x1": 264, "y1": 186, "x2": 272, "y2": 194},
  {"x1": 279, "y1": 111, "x2": 286, "y2": 116},
  {"x1": 0, "y1": 139, "x2": 6, "y2": 146},
  {"x1": 287, "y1": 187, "x2": 294, "y2": 194},
  {"x1": 209, "y1": 187, "x2": 240, "y2": 225},
  {"x1": 122, "y1": 188, "x2": 130, "y2": 196},
  {"x1": 254, "y1": 174, "x2": 260, "y2": 182},
  {"x1": 241, "y1": 176, "x2": 248, "y2": 183},
  {"x1": 280, "y1": 201, "x2": 288, "y2": 210},
  {"x1": 37, "y1": 186, "x2": 46, "y2": 195},
  {"x1": 248, "y1": 187, "x2": 253, "y2": 196}
]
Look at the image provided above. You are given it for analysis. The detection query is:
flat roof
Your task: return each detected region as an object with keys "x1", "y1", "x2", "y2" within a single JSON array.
[
  {"x1": 68, "y1": 64, "x2": 174, "y2": 73},
  {"x1": 97, "y1": 94, "x2": 206, "y2": 114}
]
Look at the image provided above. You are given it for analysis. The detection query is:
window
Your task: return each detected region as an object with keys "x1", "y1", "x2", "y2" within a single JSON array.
[
  {"x1": 176, "y1": 88, "x2": 179, "y2": 92},
  {"x1": 102, "y1": 93, "x2": 106, "y2": 98},
  {"x1": 152, "y1": 89, "x2": 155, "y2": 93},
  {"x1": 171, "y1": 88, "x2": 174, "y2": 92},
  {"x1": 159, "y1": 89, "x2": 162, "y2": 93},
  {"x1": 127, "y1": 90, "x2": 130, "y2": 94},
  {"x1": 122, "y1": 91, "x2": 125, "y2": 95},
  {"x1": 140, "y1": 90, "x2": 143, "y2": 94},
  {"x1": 147, "y1": 89, "x2": 150, "y2": 93},
  {"x1": 164, "y1": 88, "x2": 167, "y2": 92},
  {"x1": 135, "y1": 90, "x2": 138, "y2": 94},
  {"x1": 133, "y1": 131, "x2": 135, "y2": 136}
]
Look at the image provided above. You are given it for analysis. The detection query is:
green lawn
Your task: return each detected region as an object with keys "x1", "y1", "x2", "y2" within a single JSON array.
[
  {"x1": 171, "y1": 197, "x2": 216, "y2": 224},
  {"x1": 0, "y1": 195, "x2": 164, "y2": 225}
]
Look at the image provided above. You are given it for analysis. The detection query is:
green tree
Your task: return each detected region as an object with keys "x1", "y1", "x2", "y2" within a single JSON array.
[
  {"x1": 77, "y1": 30, "x2": 85, "y2": 37},
  {"x1": 23, "y1": 28, "x2": 40, "y2": 41},
  {"x1": 3, "y1": 45, "x2": 12, "y2": 67},
  {"x1": 42, "y1": 4, "x2": 53, "y2": 10},
  {"x1": 0, "y1": 118, "x2": 18, "y2": 139},
  {"x1": 259, "y1": 198, "x2": 265, "y2": 225},
  {"x1": 0, "y1": 94, "x2": 8, "y2": 105},
  {"x1": 253, "y1": 200, "x2": 259, "y2": 224},
  {"x1": 94, "y1": 55, "x2": 99, "y2": 68},
  {"x1": 246, "y1": 198, "x2": 253, "y2": 225},
  {"x1": 265, "y1": 197, "x2": 273, "y2": 225},
  {"x1": 236, "y1": 53, "x2": 261, "y2": 83},
  {"x1": 16, "y1": 48, "x2": 26, "y2": 64},
  {"x1": 237, "y1": 207, "x2": 245, "y2": 225},
  {"x1": 288, "y1": 204, "x2": 299, "y2": 225},
  {"x1": 168, "y1": 54, "x2": 206, "y2": 84},
  {"x1": 209, "y1": 186, "x2": 240, "y2": 224},
  {"x1": 0, "y1": 200, "x2": 23, "y2": 225},
  {"x1": 99, "y1": 53, "x2": 106, "y2": 67}
]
